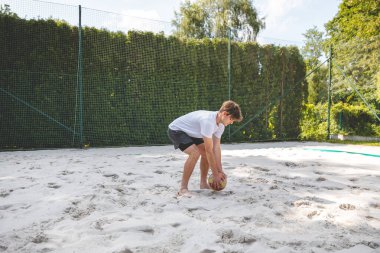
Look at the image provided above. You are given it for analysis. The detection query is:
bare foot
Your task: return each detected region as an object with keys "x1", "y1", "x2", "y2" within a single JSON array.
[
  {"x1": 177, "y1": 188, "x2": 193, "y2": 197},
  {"x1": 200, "y1": 183, "x2": 210, "y2": 189}
]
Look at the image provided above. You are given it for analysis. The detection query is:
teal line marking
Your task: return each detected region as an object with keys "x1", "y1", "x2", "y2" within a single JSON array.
[{"x1": 304, "y1": 148, "x2": 380, "y2": 158}]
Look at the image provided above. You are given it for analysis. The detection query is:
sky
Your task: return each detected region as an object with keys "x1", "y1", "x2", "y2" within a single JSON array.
[{"x1": 6, "y1": 0, "x2": 342, "y2": 47}]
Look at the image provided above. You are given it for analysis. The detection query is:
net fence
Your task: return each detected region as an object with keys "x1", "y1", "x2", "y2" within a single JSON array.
[{"x1": 1, "y1": 0, "x2": 306, "y2": 149}]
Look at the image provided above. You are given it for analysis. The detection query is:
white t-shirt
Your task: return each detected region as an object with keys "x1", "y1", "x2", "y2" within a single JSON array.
[{"x1": 169, "y1": 110, "x2": 225, "y2": 139}]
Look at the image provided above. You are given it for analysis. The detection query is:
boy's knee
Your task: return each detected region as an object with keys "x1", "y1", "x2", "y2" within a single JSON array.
[
  {"x1": 187, "y1": 146, "x2": 201, "y2": 159},
  {"x1": 197, "y1": 145, "x2": 206, "y2": 157},
  {"x1": 192, "y1": 149, "x2": 201, "y2": 159}
]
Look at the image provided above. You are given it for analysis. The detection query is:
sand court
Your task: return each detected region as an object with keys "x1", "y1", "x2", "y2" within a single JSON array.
[{"x1": 0, "y1": 142, "x2": 379, "y2": 252}]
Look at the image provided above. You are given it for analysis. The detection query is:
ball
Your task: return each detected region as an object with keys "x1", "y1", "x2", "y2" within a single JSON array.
[{"x1": 207, "y1": 174, "x2": 227, "y2": 191}]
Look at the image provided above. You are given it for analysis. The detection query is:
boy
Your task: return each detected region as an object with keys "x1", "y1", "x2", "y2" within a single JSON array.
[{"x1": 168, "y1": 100, "x2": 243, "y2": 196}]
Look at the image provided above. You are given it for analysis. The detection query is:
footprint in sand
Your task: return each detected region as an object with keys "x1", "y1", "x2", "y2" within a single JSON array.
[
  {"x1": 210, "y1": 190, "x2": 234, "y2": 197},
  {"x1": 157, "y1": 165, "x2": 170, "y2": 168},
  {"x1": 94, "y1": 220, "x2": 105, "y2": 231},
  {"x1": 305, "y1": 196, "x2": 333, "y2": 204},
  {"x1": 369, "y1": 203, "x2": 380, "y2": 209},
  {"x1": 0, "y1": 204, "x2": 12, "y2": 210},
  {"x1": 292, "y1": 200, "x2": 311, "y2": 207},
  {"x1": 282, "y1": 175, "x2": 300, "y2": 180},
  {"x1": 150, "y1": 184, "x2": 172, "y2": 195},
  {"x1": 361, "y1": 241, "x2": 379, "y2": 249},
  {"x1": 0, "y1": 189, "x2": 11, "y2": 198},
  {"x1": 282, "y1": 162, "x2": 299, "y2": 168},
  {"x1": 200, "y1": 250, "x2": 216, "y2": 253},
  {"x1": 171, "y1": 223, "x2": 181, "y2": 228},
  {"x1": 253, "y1": 166, "x2": 270, "y2": 172},
  {"x1": 136, "y1": 226, "x2": 155, "y2": 235},
  {"x1": 255, "y1": 178, "x2": 269, "y2": 184},
  {"x1": 216, "y1": 229, "x2": 256, "y2": 245},
  {"x1": 323, "y1": 186, "x2": 344, "y2": 190},
  {"x1": 166, "y1": 156, "x2": 180, "y2": 161},
  {"x1": 307, "y1": 210, "x2": 319, "y2": 219},
  {"x1": 114, "y1": 186, "x2": 125, "y2": 194},
  {"x1": 116, "y1": 248, "x2": 133, "y2": 253},
  {"x1": 31, "y1": 233, "x2": 48, "y2": 244},
  {"x1": 29, "y1": 165, "x2": 42, "y2": 170},
  {"x1": 123, "y1": 180, "x2": 135, "y2": 186},
  {"x1": 60, "y1": 170, "x2": 75, "y2": 176},
  {"x1": 47, "y1": 183, "x2": 61, "y2": 189},
  {"x1": 64, "y1": 197, "x2": 96, "y2": 220},
  {"x1": 339, "y1": 203, "x2": 356, "y2": 210},
  {"x1": 103, "y1": 173, "x2": 119, "y2": 180},
  {"x1": 239, "y1": 197, "x2": 258, "y2": 205}
]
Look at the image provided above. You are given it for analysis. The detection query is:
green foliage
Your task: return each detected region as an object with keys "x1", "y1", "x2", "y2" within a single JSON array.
[
  {"x1": 306, "y1": 67, "x2": 328, "y2": 104},
  {"x1": 301, "y1": 26, "x2": 328, "y2": 104},
  {"x1": 325, "y1": 0, "x2": 380, "y2": 104},
  {"x1": 300, "y1": 103, "x2": 331, "y2": 141},
  {"x1": 325, "y1": 0, "x2": 379, "y2": 41},
  {"x1": 301, "y1": 26, "x2": 324, "y2": 70},
  {"x1": 332, "y1": 102, "x2": 379, "y2": 136},
  {"x1": 172, "y1": 0, "x2": 265, "y2": 41},
  {"x1": 376, "y1": 70, "x2": 380, "y2": 103},
  {"x1": 300, "y1": 102, "x2": 379, "y2": 141},
  {"x1": 298, "y1": 0, "x2": 380, "y2": 141},
  {"x1": 1, "y1": 13, "x2": 305, "y2": 149}
]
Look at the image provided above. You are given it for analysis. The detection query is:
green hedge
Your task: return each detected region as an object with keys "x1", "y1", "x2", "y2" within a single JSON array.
[{"x1": 0, "y1": 14, "x2": 306, "y2": 148}]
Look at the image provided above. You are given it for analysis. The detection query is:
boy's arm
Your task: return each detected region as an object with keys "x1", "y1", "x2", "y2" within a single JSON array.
[
  {"x1": 203, "y1": 137, "x2": 225, "y2": 189},
  {"x1": 212, "y1": 135, "x2": 223, "y2": 174},
  {"x1": 203, "y1": 137, "x2": 219, "y2": 175}
]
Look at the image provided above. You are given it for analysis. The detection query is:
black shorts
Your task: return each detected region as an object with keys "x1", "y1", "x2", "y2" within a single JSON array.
[{"x1": 167, "y1": 128, "x2": 204, "y2": 151}]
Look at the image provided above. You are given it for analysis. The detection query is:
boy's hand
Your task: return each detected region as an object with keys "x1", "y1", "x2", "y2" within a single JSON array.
[
  {"x1": 219, "y1": 170, "x2": 226, "y2": 180},
  {"x1": 211, "y1": 172, "x2": 226, "y2": 190}
]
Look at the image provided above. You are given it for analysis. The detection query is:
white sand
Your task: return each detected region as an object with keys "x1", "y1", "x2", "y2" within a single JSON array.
[{"x1": 0, "y1": 142, "x2": 379, "y2": 253}]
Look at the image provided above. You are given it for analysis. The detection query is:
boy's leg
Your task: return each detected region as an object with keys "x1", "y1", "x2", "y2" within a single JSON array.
[
  {"x1": 197, "y1": 143, "x2": 210, "y2": 189},
  {"x1": 179, "y1": 144, "x2": 200, "y2": 195}
]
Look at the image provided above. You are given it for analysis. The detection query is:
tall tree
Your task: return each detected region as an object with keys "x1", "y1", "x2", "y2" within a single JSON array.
[
  {"x1": 325, "y1": 0, "x2": 380, "y2": 103},
  {"x1": 172, "y1": 0, "x2": 265, "y2": 41},
  {"x1": 301, "y1": 26, "x2": 328, "y2": 104},
  {"x1": 0, "y1": 4, "x2": 18, "y2": 17},
  {"x1": 301, "y1": 26, "x2": 324, "y2": 70}
]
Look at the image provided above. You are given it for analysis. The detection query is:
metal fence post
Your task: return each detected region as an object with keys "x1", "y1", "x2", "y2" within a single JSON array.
[
  {"x1": 77, "y1": 5, "x2": 84, "y2": 148},
  {"x1": 227, "y1": 27, "x2": 231, "y2": 141},
  {"x1": 327, "y1": 46, "x2": 333, "y2": 140}
]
